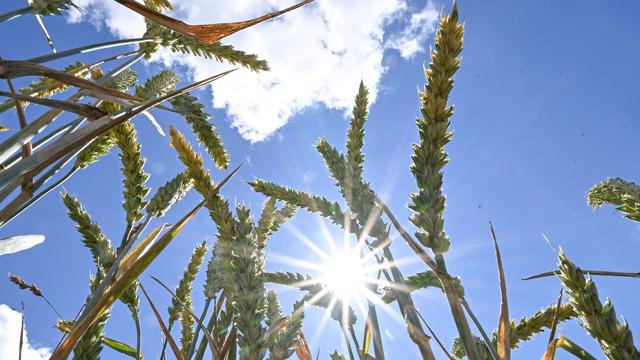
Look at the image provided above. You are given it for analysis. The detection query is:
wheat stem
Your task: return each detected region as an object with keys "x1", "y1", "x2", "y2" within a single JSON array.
[
  {"x1": 186, "y1": 298, "x2": 211, "y2": 359},
  {"x1": 28, "y1": 38, "x2": 155, "y2": 64},
  {"x1": 524, "y1": 269, "x2": 640, "y2": 280},
  {"x1": 461, "y1": 299, "x2": 499, "y2": 360}
]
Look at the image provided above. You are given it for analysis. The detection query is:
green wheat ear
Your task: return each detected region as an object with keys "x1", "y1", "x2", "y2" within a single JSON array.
[
  {"x1": 170, "y1": 241, "x2": 207, "y2": 357},
  {"x1": 74, "y1": 132, "x2": 116, "y2": 170},
  {"x1": 558, "y1": 251, "x2": 639, "y2": 358},
  {"x1": 170, "y1": 93, "x2": 229, "y2": 169},
  {"x1": 409, "y1": 3, "x2": 464, "y2": 255},
  {"x1": 504, "y1": 303, "x2": 576, "y2": 349},
  {"x1": 62, "y1": 192, "x2": 116, "y2": 271},
  {"x1": 169, "y1": 126, "x2": 211, "y2": 193},
  {"x1": 169, "y1": 126, "x2": 235, "y2": 243},
  {"x1": 114, "y1": 122, "x2": 150, "y2": 224},
  {"x1": 250, "y1": 179, "x2": 356, "y2": 230},
  {"x1": 588, "y1": 177, "x2": 640, "y2": 223},
  {"x1": 146, "y1": 172, "x2": 193, "y2": 218},
  {"x1": 135, "y1": 70, "x2": 179, "y2": 100},
  {"x1": 268, "y1": 298, "x2": 305, "y2": 360},
  {"x1": 143, "y1": 0, "x2": 172, "y2": 12},
  {"x1": 30, "y1": 0, "x2": 79, "y2": 16},
  {"x1": 168, "y1": 241, "x2": 208, "y2": 326},
  {"x1": 231, "y1": 206, "x2": 267, "y2": 359},
  {"x1": 102, "y1": 69, "x2": 139, "y2": 92}
]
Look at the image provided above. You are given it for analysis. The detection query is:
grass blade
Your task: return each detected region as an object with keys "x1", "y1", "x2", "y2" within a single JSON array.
[
  {"x1": 139, "y1": 283, "x2": 184, "y2": 360},
  {"x1": 102, "y1": 337, "x2": 138, "y2": 358},
  {"x1": 555, "y1": 335, "x2": 597, "y2": 360},
  {"x1": 490, "y1": 222, "x2": 510, "y2": 360}
]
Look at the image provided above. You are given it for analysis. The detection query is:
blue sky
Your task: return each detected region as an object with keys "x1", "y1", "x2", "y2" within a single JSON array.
[{"x1": 1, "y1": 0, "x2": 640, "y2": 359}]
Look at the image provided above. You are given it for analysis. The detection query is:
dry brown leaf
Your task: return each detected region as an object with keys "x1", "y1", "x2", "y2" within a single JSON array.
[
  {"x1": 541, "y1": 338, "x2": 559, "y2": 360},
  {"x1": 296, "y1": 331, "x2": 313, "y2": 360},
  {"x1": 114, "y1": 0, "x2": 314, "y2": 44}
]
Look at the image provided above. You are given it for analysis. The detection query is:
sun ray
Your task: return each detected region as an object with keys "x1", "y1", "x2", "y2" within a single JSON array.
[
  {"x1": 282, "y1": 222, "x2": 332, "y2": 262},
  {"x1": 268, "y1": 252, "x2": 327, "y2": 273}
]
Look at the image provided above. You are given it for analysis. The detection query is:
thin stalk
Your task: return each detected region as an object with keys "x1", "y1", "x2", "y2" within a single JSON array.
[
  {"x1": 364, "y1": 298, "x2": 384, "y2": 360},
  {"x1": 95, "y1": 52, "x2": 145, "y2": 85},
  {"x1": 416, "y1": 309, "x2": 454, "y2": 360},
  {"x1": 376, "y1": 197, "x2": 478, "y2": 359},
  {"x1": 340, "y1": 324, "x2": 355, "y2": 360},
  {"x1": 381, "y1": 246, "x2": 436, "y2": 360},
  {"x1": 158, "y1": 323, "x2": 174, "y2": 360},
  {"x1": 28, "y1": 38, "x2": 155, "y2": 64},
  {"x1": 348, "y1": 326, "x2": 362, "y2": 359},
  {"x1": 435, "y1": 254, "x2": 480, "y2": 360},
  {"x1": 134, "y1": 315, "x2": 141, "y2": 360},
  {"x1": 129, "y1": 215, "x2": 152, "y2": 245},
  {"x1": 119, "y1": 222, "x2": 134, "y2": 254},
  {"x1": 0, "y1": 7, "x2": 30, "y2": 23},
  {"x1": 359, "y1": 244, "x2": 384, "y2": 360},
  {"x1": 187, "y1": 298, "x2": 212, "y2": 359},
  {"x1": 19, "y1": 302, "x2": 24, "y2": 360},
  {"x1": 524, "y1": 269, "x2": 640, "y2": 281},
  {"x1": 150, "y1": 276, "x2": 220, "y2": 359},
  {"x1": 461, "y1": 299, "x2": 499, "y2": 360},
  {"x1": 194, "y1": 294, "x2": 224, "y2": 360}
]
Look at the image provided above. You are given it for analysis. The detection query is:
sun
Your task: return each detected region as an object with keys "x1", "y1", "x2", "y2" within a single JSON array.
[{"x1": 321, "y1": 250, "x2": 368, "y2": 304}]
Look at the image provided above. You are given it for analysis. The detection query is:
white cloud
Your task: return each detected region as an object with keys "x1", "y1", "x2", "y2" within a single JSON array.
[
  {"x1": 68, "y1": 0, "x2": 439, "y2": 142},
  {"x1": 386, "y1": 2, "x2": 440, "y2": 58},
  {"x1": 0, "y1": 304, "x2": 51, "y2": 360}
]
